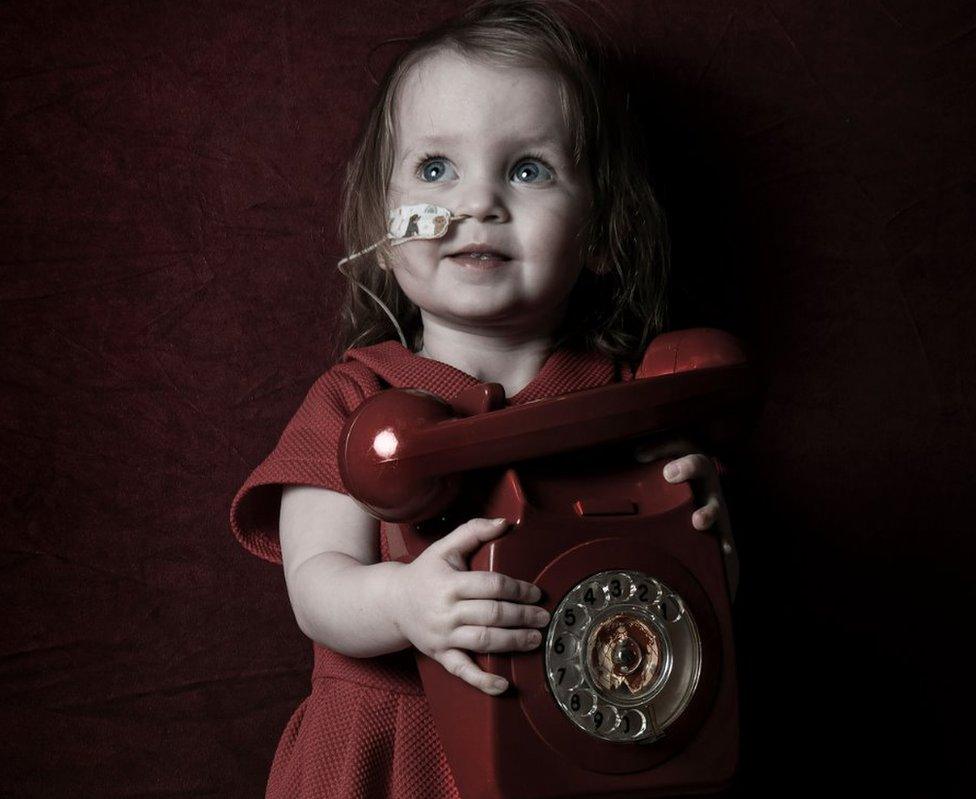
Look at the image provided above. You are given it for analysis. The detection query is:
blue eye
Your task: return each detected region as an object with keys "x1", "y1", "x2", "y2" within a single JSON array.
[
  {"x1": 511, "y1": 158, "x2": 553, "y2": 184},
  {"x1": 417, "y1": 157, "x2": 457, "y2": 183}
]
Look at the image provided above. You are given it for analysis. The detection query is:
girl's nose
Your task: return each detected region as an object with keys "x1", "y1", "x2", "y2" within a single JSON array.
[{"x1": 454, "y1": 180, "x2": 510, "y2": 224}]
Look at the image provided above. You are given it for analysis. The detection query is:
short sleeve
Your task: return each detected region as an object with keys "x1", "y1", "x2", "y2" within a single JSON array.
[{"x1": 229, "y1": 367, "x2": 374, "y2": 564}]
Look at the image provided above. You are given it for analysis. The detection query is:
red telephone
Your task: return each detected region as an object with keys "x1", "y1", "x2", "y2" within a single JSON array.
[{"x1": 338, "y1": 328, "x2": 753, "y2": 799}]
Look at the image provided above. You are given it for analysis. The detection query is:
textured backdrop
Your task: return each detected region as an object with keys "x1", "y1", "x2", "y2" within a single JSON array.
[{"x1": 2, "y1": 1, "x2": 973, "y2": 796}]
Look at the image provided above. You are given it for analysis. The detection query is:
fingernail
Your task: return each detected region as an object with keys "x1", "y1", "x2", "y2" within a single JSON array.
[
  {"x1": 663, "y1": 464, "x2": 679, "y2": 481},
  {"x1": 527, "y1": 631, "x2": 542, "y2": 645},
  {"x1": 491, "y1": 517, "x2": 508, "y2": 526},
  {"x1": 490, "y1": 679, "x2": 508, "y2": 693}
]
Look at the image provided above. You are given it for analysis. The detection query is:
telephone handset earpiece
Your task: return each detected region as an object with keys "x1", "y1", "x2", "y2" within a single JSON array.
[{"x1": 338, "y1": 328, "x2": 752, "y2": 523}]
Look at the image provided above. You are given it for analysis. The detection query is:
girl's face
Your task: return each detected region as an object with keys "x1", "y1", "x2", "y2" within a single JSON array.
[{"x1": 385, "y1": 50, "x2": 592, "y2": 340}]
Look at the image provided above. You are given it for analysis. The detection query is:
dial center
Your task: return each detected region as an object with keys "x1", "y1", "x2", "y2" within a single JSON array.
[
  {"x1": 612, "y1": 637, "x2": 643, "y2": 675},
  {"x1": 587, "y1": 613, "x2": 662, "y2": 696}
]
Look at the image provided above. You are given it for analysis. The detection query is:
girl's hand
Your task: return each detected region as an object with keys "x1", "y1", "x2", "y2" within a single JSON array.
[
  {"x1": 635, "y1": 438, "x2": 728, "y2": 532},
  {"x1": 634, "y1": 438, "x2": 739, "y2": 599},
  {"x1": 391, "y1": 517, "x2": 550, "y2": 696}
]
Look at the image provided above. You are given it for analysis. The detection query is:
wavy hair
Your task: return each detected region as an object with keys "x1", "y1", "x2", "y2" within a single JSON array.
[{"x1": 333, "y1": 0, "x2": 670, "y2": 369}]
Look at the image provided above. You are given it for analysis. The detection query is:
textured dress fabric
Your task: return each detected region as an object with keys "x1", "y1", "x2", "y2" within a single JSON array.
[{"x1": 229, "y1": 341, "x2": 633, "y2": 799}]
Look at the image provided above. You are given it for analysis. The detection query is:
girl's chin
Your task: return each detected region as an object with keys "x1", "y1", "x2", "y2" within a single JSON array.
[
  {"x1": 442, "y1": 304, "x2": 515, "y2": 323},
  {"x1": 419, "y1": 297, "x2": 524, "y2": 324}
]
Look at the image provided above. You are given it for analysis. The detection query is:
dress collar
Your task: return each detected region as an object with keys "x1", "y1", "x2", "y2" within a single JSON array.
[{"x1": 342, "y1": 340, "x2": 632, "y2": 405}]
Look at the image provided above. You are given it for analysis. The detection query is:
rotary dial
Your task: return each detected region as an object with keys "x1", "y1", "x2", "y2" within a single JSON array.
[{"x1": 544, "y1": 570, "x2": 702, "y2": 743}]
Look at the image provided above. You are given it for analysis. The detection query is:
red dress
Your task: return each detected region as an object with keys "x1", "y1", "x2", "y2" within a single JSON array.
[{"x1": 229, "y1": 340, "x2": 633, "y2": 799}]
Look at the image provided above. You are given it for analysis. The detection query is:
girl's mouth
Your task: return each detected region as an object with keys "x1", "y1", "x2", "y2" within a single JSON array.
[{"x1": 449, "y1": 252, "x2": 511, "y2": 269}]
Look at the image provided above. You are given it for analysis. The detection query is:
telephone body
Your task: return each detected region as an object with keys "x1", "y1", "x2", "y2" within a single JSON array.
[{"x1": 338, "y1": 328, "x2": 753, "y2": 799}]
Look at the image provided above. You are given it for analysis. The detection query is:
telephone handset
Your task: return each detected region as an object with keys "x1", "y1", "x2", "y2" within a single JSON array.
[{"x1": 338, "y1": 328, "x2": 753, "y2": 799}]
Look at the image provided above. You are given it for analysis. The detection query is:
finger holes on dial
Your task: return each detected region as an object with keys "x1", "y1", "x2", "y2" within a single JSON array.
[
  {"x1": 557, "y1": 603, "x2": 590, "y2": 632},
  {"x1": 591, "y1": 703, "x2": 620, "y2": 734},
  {"x1": 634, "y1": 578, "x2": 663, "y2": 605},
  {"x1": 549, "y1": 633, "x2": 579, "y2": 660},
  {"x1": 545, "y1": 571, "x2": 700, "y2": 742},
  {"x1": 614, "y1": 709, "x2": 647, "y2": 739},
  {"x1": 606, "y1": 573, "x2": 635, "y2": 603},
  {"x1": 580, "y1": 580, "x2": 609, "y2": 611},
  {"x1": 568, "y1": 689, "x2": 595, "y2": 716},
  {"x1": 549, "y1": 662, "x2": 583, "y2": 695},
  {"x1": 653, "y1": 592, "x2": 685, "y2": 625}
]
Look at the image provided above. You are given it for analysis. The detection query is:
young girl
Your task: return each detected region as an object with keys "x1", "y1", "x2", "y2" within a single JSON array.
[{"x1": 230, "y1": 2, "x2": 731, "y2": 797}]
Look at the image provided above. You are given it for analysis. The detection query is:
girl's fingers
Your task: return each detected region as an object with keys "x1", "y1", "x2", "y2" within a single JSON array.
[
  {"x1": 659, "y1": 453, "x2": 730, "y2": 537},
  {"x1": 454, "y1": 570, "x2": 542, "y2": 604},
  {"x1": 428, "y1": 517, "x2": 510, "y2": 570},
  {"x1": 691, "y1": 495, "x2": 721, "y2": 531},
  {"x1": 662, "y1": 453, "x2": 716, "y2": 484},
  {"x1": 454, "y1": 598, "x2": 550, "y2": 629},
  {"x1": 635, "y1": 442, "x2": 739, "y2": 599},
  {"x1": 449, "y1": 625, "x2": 543, "y2": 654},
  {"x1": 437, "y1": 648, "x2": 510, "y2": 695}
]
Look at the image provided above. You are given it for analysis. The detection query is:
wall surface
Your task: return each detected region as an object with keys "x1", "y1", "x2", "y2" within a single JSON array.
[{"x1": 2, "y1": 1, "x2": 973, "y2": 796}]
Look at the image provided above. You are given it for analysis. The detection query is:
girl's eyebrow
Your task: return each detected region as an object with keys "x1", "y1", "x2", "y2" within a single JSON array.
[
  {"x1": 409, "y1": 133, "x2": 567, "y2": 150},
  {"x1": 400, "y1": 134, "x2": 569, "y2": 164}
]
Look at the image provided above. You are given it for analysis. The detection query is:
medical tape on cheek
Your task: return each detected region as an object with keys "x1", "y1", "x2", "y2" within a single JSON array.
[
  {"x1": 335, "y1": 204, "x2": 469, "y2": 348},
  {"x1": 337, "y1": 204, "x2": 469, "y2": 267},
  {"x1": 387, "y1": 204, "x2": 470, "y2": 244}
]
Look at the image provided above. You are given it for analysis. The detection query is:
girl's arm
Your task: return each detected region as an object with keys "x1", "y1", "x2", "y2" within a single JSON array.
[
  {"x1": 279, "y1": 485, "x2": 549, "y2": 694},
  {"x1": 280, "y1": 485, "x2": 409, "y2": 656}
]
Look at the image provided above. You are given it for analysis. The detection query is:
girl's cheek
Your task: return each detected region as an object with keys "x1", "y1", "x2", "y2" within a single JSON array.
[
  {"x1": 392, "y1": 242, "x2": 439, "y2": 274},
  {"x1": 388, "y1": 173, "x2": 442, "y2": 200},
  {"x1": 386, "y1": 178, "x2": 415, "y2": 206}
]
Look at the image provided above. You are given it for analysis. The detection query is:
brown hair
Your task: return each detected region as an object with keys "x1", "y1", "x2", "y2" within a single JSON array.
[{"x1": 333, "y1": 0, "x2": 670, "y2": 368}]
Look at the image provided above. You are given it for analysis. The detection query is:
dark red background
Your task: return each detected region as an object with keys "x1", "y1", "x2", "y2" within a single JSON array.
[{"x1": 2, "y1": 1, "x2": 972, "y2": 796}]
